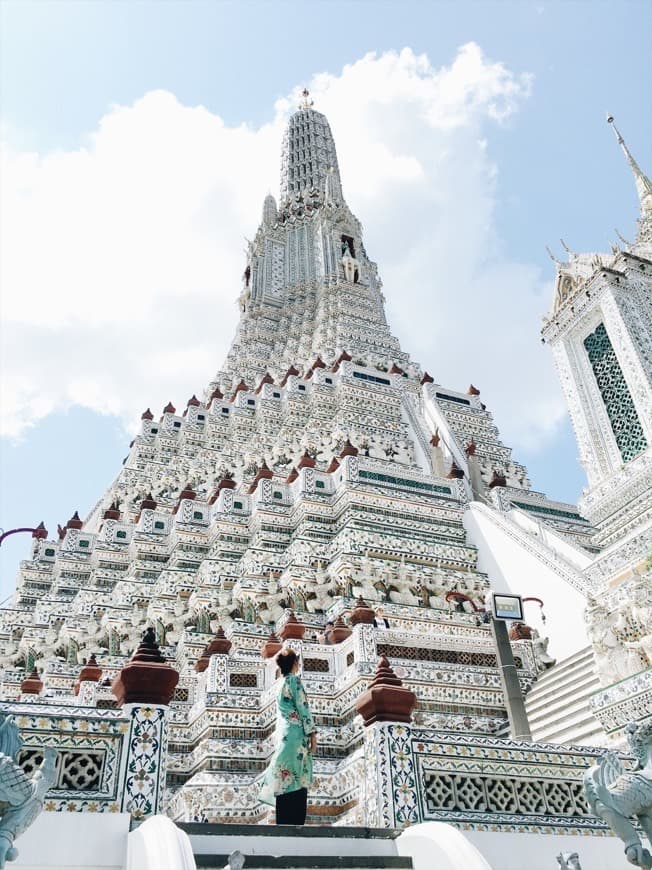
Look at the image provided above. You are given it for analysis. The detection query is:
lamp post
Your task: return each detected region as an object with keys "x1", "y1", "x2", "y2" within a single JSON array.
[
  {"x1": 489, "y1": 593, "x2": 532, "y2": 742},
  {"x1": 0, "y1": 523, "x2": 48, "y2": 547}
]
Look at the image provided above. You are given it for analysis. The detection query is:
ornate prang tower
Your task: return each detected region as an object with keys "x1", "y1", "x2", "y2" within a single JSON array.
[
  {"x1": 2, "y1": 94, "x2": 651, "y2": 862},
  {"x1": 222, "y1": 87, "x2": 404, "y2": 390},
  {"x1": 542, "y1": 117, "x2": 652, "y2": 560}
]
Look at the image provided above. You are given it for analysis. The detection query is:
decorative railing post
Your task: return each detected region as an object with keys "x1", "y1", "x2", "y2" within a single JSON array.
[
  {"x1": 355, "y1": 656, "x2": 418, "y2": 829},
  {"x1": 112, "y1": 628, "x2": 179, "y2": 823}
]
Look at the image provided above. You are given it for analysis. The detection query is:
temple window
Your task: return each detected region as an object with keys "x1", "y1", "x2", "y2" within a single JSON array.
[
  {"x1": 583, "y1": 322, "x2": 647, "y2": 462},
  {"x1": 341, "y1": 235, "x2": 355, "y2": 257}
]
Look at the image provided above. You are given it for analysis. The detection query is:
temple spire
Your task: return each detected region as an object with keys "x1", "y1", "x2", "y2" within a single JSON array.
[
  {"x1": 607, "y1": 115, "x2": 652, "y2": 219},
  {"x1": 279, "y1": 98, "x2": 342, "y2": 204}
]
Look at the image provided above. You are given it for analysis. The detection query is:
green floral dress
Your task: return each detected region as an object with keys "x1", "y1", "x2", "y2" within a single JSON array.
[{"x1": 260, "y1": 673, "x2": 315, "y2": 804}]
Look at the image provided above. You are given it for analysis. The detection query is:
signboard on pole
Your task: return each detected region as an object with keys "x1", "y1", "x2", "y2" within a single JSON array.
[{"x1": 492, "y1": 592, "x2": 524, "y2": 621}]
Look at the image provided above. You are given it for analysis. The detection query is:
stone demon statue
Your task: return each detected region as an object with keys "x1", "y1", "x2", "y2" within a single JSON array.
[
  {"x1": 584, "y1": 720, "x2": 652, "y2": 868},
  {"x1": 0, "y1": 714, "x2": 57, "y2": 868}
]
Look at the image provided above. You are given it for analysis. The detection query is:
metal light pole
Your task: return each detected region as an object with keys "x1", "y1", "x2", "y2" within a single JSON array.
[
  {"x1": 490, "y1": 615, "x2": 532, "y2": 741},
  {"x1": 0, "y1": 523, "x2": 48, "y2": 547}
]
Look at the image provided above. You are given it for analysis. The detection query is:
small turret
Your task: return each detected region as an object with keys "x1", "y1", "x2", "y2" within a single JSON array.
[{"x1": 262, "y1": 193, "x2": 278, "y2": 227}]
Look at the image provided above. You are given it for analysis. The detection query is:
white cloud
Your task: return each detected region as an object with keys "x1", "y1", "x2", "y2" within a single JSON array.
[{"x1": 1, "y1": 43, "x2": 565, "y2": 453}]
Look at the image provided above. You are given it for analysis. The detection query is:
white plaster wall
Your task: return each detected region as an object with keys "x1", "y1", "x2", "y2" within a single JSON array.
[
  {"x1": 464, "y1": 503, "x2": 590, "y2": 660},
  {"x1": 12, "y1": 812, "x2": 130, "y2": 870},
  {"x1": 465, "y1": 828, "x2": 630, "y2": 870}
]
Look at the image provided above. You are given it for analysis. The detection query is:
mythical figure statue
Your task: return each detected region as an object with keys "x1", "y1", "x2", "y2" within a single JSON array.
[
  {"x1": 584, "y1": 597, "x2": 642, "y2": 685},
  {"x1": 584, "y1": 720, "x2": 652, "y2": 869},
  {"x1": 341, "y1": 244, "x2": 359, "y2": 283},
  {"x1": 531, "y1": 628, "x2": 556, "y2": 672},
  {"x1": 556, "y1": 853, "x2": 582, "y2": 870},
  {"x1": 0, "y1": 714, "x2": 57, "y2": 868}
]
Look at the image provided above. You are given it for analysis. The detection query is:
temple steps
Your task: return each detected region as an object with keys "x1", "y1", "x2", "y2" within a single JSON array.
[
  {"x1": 524, "y1": 646, "x2": 605, "y2": 745},
  {"x1": 194, "y1": 858, "x2": 412, "y2": 869},
  {"x1": 179, "y1": 823, "x2": 412, "y2": 870}
]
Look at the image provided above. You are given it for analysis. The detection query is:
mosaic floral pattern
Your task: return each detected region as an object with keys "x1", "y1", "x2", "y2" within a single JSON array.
[{"x1": 121, "y1": 705, "x2": 168, "y2": 821}]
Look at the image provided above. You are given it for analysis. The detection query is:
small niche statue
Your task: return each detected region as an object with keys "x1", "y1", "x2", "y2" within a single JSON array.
[
  {"x1": 0, "y1": 714, "x2": 57, "y2": 868},
  {"x1": 584, "y1": 720, "x2": 652, "y2": 868}
]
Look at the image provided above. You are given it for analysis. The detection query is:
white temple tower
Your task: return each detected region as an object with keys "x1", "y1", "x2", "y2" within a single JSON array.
[{"x1": 542, "y1": 118, "x2": 652, "y2": 556}]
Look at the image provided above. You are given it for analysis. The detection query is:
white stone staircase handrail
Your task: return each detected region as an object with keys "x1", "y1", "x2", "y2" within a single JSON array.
[
  {"x1": 468, "y1": 501, "x2": 591, "y2": 595},
  {"x1": 126, "y1": 814, "x2": 197, "y2": 870},
  {"x1": 397, "y1": 822, "x2": 493, "y2": 870}
]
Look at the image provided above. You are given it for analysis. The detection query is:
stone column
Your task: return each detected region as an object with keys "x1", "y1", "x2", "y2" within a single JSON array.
[
  {"x1": 355, "y1": 657, "x2": 418, "y2": 828},
  {"x1": 112, "y1": 628, "x2": 179, "y2": 822}
]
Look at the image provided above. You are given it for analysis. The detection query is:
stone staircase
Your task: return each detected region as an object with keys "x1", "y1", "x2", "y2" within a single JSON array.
[
  {"x1": 178, "y1": 823, "x2": 413, "y2": 870},
  {"x1": 525, "y1": 645, "x2": 605, "y2": 745}
]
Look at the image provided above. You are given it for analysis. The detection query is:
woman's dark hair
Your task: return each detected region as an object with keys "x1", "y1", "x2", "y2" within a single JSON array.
[{"x1": 276, "y1": 648, "x2": 298, "y2": 676}]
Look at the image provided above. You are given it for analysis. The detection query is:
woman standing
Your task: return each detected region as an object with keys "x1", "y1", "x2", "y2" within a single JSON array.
[{"x1": 260, "y1": 648, "x2": 317, "y2": 825}]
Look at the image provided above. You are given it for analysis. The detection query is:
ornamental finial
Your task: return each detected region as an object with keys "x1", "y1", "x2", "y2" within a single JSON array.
[
  {"x1": 560, "y1": 238, "x2": 577, "y2": 258},
  {"x1": 545, "y1": 245, "x2": 562, "y2": 266},
  {"x1": 300, "y1": 88, "x2": 313, "y2": 109},
  {"x1": 607, "y1": 113, "x2": 652, "y2": 212}
]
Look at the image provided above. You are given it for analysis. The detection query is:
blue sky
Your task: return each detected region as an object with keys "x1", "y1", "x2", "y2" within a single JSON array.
[{"x1": 1, "y1": 0, "x2": 651, "y2": 598}]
